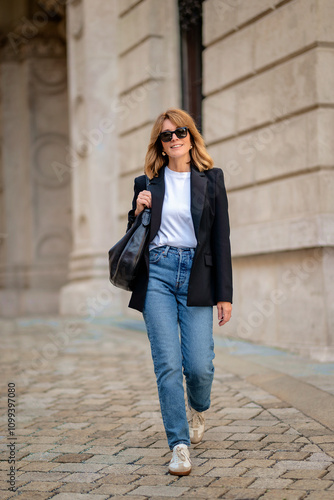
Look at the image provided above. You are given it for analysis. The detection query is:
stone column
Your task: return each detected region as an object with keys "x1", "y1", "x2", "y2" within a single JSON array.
[
  {"x1": 0, "y1": 25, "x2": 71, "y2": 316},
  {"x1": 59, "y1": 0, "x2": 120, "y2": 316}
]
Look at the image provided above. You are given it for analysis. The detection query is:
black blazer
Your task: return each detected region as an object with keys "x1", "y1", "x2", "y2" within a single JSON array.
[{"x1": 127, "y1": 164, "x2": 233, "y2": 312}]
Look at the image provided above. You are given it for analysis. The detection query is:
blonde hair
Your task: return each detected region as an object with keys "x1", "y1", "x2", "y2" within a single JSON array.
[{"x1": 144, "y1": 108, "x2": 214, "y2": 179}]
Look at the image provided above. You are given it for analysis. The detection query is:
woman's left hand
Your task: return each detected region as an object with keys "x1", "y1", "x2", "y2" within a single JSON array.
[{"x1": 217, "y1": 302, "x2": 232, "y2": 326}]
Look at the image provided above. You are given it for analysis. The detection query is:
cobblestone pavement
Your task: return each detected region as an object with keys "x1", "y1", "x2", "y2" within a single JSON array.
[{"x1": 1, "y1": 317, "x2": 334, "y2": 500}]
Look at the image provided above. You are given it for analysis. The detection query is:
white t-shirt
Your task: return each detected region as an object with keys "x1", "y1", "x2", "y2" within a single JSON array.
[{"x1": 150, "y1": 167, "x2": 197, "y2": 250}]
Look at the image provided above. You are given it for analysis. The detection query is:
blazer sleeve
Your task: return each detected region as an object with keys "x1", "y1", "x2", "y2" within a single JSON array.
[
  {"x1": 212, "y1": 169, "x2": 233, "y2": 303},
  {"x1": 126, "y1": 175, "x2": 146, "y2": 232}
]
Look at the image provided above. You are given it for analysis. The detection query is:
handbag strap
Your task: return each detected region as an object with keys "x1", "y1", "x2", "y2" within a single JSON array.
[{"x1": 142, "y1": 175, "x2": 151, "y2": 225}]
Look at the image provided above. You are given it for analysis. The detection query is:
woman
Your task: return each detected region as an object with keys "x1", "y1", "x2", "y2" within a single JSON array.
[{"x1": 127, "y1": 108, "x2": 232, "y2": 476}]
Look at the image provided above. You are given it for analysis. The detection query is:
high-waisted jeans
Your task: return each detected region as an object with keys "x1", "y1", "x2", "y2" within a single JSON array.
[{"x1": 143, "y1": 245, "x2": 215, "y2": 449}]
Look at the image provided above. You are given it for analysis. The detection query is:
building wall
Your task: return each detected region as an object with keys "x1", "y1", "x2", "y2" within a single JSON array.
[
  {"x1": 1, "y1": 0, "x2": 333, "y2": 359},
  {"x1": 0, "y1": 2, "x2": 71, "y2": 316},
  {"x1": 203, "y1": 0, "x2": 334, "y2": 359}
]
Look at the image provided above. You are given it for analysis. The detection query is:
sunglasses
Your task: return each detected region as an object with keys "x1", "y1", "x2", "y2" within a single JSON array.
[{"x1": 159, "y1": 127, "x2": 188, "y2": 143}]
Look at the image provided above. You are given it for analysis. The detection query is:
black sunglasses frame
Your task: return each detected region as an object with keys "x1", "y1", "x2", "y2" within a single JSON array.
[{"x1": 159, "y1": 127, "x2": 189, "y2": 143}]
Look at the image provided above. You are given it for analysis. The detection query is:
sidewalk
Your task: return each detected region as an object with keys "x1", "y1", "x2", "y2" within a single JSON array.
[{"x1": 1, "y1": 316, "x2": 334, "y2": 500}]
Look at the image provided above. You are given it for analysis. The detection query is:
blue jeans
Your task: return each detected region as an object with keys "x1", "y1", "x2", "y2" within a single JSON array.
[{"x1": 143, "y1": 245, "x2": 215, "y2": 450}]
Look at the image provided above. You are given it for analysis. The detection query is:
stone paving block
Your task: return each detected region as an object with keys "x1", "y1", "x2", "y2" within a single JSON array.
[
  {"x1": 222, "y1": 488, "x2": 266, "y2": 499},
  {"x1": 308, "y1": 452, "x2": 333, "y2": 462},
  {"x1": 78, "y1": 455, "x2": 127, "y2": 465},
  {"x1": 53, "y1": 482, "x2": 100, "y2": 493},
  {"x1": 282, "y1": 469, "x2": 328, "y2": 479},
  {"x1": 271, "y1": 451, "x2": 311, "y2": 460},
  {"x1": 217, "y1": 408, "x2": 263, "y2": 419},
  {"x1": 239, "y1": 459, "x2": 276, "y2": 468},
  {"x1": 51, "y1": 463, "x2": 106, "y2": 473},
  {"x1": 255, "y1": 425, "x2": 289, "y2": 434},
  {"x1": 259, "y1": 490, "x2": 306, "y2": 499},
  {"x1": 198, "y1": 458, "x2": 241, "y2": 468},
  {"x1": 96, "y1": 464, "x2": 142, "y2": 475},
  {"x1": 83, "y1": 446, "x2": 123, "y2": 455},
  {"x1": 134, "y1": 475, "x2": 179, "y2": 486},
  {"x1": 193, "y1": 440, "x2": 233, "y2": 450},
  {"x1": 0, "y1": 492, "x2": 15, "y2": 500},
  {"x1": 170, "y1": 476, "x2": 214, "y2": 488},
  {"x1": 61, "y1": 472, "x2": 105, "y2": 483},
  {"x1": 243, "y1": 467, "x2": 283, "y2": 478},
  {"x1": 320, "y1": 444, "x2": 334, "y2": 452},
  {"x1": 205, "y1": 466, "x2": 248, "y2": 477},
  {"x1": 128, "y1": 485, "x2": 190, "y2": 497},
  {"x1": 9, "y1": 493, "x2": 57, "y2": 500},
  {"x1": 22, "y1": 452, "x2": 63, "y2": 462},
  {"x1": 15, "y1": 480, "x2": 62, "y2": 491},
  {"x1": 249, "y1": 477, "x2": 294, "y2": 489},
  {"x1": 54, "y1": 453, "x2": 94, "y2": 463},
  {"x1": 273, "y1": 460, "x2": 332, "y2": 471},
  {"x1": 51, "y1": 445, "x2": 90, "y2": 454},
  {"x1": 90, "y1": 474, "x2": 142, "y2": 486},
  {"x1": 262, "y1": 433, "x2": 299, "y2": 443},
  {"x1": 262, "y1": 442, "x2": 304, "y2": 451},
  {"x1": 216, "y1": 425, "x2": 258, "y2": 433},
  {"x1": 118, "y1": 447, "x2": 166, "y2": 458},
  {"x1": 179, "y1": 486, "x2": 229, "y2": 497},
  {"x1": 228, "y1": 433, "x2": 266, "y2": 442},
  {"x1": 228, "y1": 441, "x2": 266, "y2": 450},
  {"x1": 311, "y1": 435, "x2": 334, "y2": 444},
  {"x1": 210, "y1": 476, "x2": 255, "y2": 488},
  {"x1": 16, "y1": 472, "x2": 71, "y2": 482},
  {"x1": 184, "y1": 464, "x2": 215, "y2": 476},
  {"x1": 201, "y1": 431, "x2": 232, "y2": 441},
  {"x1": 133, "y1": 457, "x2": 170, "y2": 466},
  {"x1": 304, "y1": 493, "x2": 334, "y2": 500},
  {"x1": 324, "y1": 469, "x2": 334, "y2": 479},
  {"x1": 51, "y1": 494, "x2": 109, "y2": 499},
  {"x1": 288, "y1": 478, "x2": 334, "y2": 490},
  {"x1": 90, "y1": 483, "x2": 138, "y2": 495},
  {"x1": 196, "y1": 449, "x2": 238, "y2": 459},
  {"x1": 18, "y1": 462, "x2": 60, "y2": 472},
  {"x1": 234, "y1": 450, "x2": 273, "y2": 460}
]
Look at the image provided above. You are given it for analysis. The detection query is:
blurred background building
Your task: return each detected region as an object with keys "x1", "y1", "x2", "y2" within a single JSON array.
[{"x1": 0, "y1": 0, "x2": 333, "y2": 360}]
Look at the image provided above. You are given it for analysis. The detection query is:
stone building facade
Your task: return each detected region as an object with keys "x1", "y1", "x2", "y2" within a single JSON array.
[{"x1": 0, "y1": 0, "x2": 333, "y2": 360}]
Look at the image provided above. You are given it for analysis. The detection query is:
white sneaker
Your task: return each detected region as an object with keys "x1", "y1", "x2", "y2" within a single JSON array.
[
  {"x1": 168, "y1": 444, "x2": 191, "y2": 476},
  {"x1": 188, "y1": 407, "x2": 205, "y2": 444}
]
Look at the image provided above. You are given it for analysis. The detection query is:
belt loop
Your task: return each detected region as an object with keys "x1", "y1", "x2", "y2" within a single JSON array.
[{"x1": 164, "y1": 245, "x2": 170, "y2": 256}]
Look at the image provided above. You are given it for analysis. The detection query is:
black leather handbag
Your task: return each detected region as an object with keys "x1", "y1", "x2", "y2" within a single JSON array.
[{"x1": 108, "y1": 179, "x2": 151, "y2": 291}]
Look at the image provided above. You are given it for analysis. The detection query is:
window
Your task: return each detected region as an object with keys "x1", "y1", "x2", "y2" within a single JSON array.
[{"x1": 178, "y1": 0, "x2": 203, "y2": 131}]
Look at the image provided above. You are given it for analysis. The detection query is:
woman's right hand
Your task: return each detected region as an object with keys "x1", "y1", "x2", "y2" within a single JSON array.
[{"x1": 134, "y1": 190, "x2": 152, "y2": 216}]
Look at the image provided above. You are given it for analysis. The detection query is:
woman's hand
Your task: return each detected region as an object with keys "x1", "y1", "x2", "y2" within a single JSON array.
[
  {"x1": 217, "y1": 301, "x2": 232, "y2": 326},
  {"x1": 135, "y1": 190, "x2": 152, "y2": 216}
]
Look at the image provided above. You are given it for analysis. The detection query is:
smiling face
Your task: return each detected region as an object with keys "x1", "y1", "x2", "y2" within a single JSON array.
[{"x1": 160, "y1": 118, "x2": 192, "y2": 161}]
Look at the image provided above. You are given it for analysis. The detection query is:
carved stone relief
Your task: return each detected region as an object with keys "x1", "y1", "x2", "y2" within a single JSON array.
[{"x1": 32, "y1": 133, "x2": 70, "y2": 188}]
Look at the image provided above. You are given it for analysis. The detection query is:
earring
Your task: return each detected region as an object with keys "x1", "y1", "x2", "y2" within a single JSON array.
[
  {"x1": 162, "y1": 151, "x2": 166, "y2": 156},
  {"x1": 190, "y1": 145, "x2": 193, "y2": 149}
]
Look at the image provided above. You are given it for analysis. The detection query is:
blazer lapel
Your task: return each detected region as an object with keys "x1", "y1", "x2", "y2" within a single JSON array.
[
  {"x1": 148, "y1": 165, "x2": 165, "y2": 242},
  {"x1": 191, "y1": 165, "x2": 207, "y2": 240}
]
